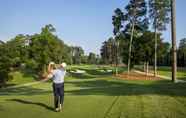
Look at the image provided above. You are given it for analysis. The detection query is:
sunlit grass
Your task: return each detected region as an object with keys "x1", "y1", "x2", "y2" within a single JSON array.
[{"x1": 0, "y1": 65, "x2": 186, "y2": 118}]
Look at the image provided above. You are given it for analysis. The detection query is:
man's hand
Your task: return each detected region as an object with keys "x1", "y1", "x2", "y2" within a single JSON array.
[
  {"x1": 42, "y1": 74, "x2": 52, "y2": 82},
  {"x1": 49, "y1": 62, "x2": 55, "y2": 65},
  {"x1": 44, "y1": 62, "x2": 55, "y2": 82},
  {"x1": 48, "y1": 62, "x2": 55, "y2": 74}
]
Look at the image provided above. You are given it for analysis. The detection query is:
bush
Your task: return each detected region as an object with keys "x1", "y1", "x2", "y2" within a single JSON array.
[{"x1": 25, "y1": 59, "x2": 39, "y2": 70}]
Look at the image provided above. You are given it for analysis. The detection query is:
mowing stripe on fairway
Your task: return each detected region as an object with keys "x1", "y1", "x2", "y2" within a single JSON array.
[{"x1": 103, "y1": 96, "x2": 120, "y2": 118}]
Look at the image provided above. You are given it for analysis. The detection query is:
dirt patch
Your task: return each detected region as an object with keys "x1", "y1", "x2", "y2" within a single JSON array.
[{"x1": 116, "y1": 71, "x2": 161, "y2": 80}]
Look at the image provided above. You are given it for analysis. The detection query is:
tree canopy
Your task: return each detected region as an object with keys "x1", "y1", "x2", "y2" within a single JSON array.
[{"x1": 0, "y1": 24, "x2": 85, "y2": 85}]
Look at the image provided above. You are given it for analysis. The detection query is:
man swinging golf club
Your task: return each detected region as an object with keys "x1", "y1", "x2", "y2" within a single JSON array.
[{"x1": 46, "y1": 62, "x2": 67, "y2": 112}]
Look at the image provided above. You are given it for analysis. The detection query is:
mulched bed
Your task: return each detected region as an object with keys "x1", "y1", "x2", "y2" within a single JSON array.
[{"x1": 116, "y1": 71, "x2": 161, "y2": 80}]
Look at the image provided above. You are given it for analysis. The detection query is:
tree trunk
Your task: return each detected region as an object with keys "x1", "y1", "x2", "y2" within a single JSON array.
[
  {"x1": 115, "y1": 41, "x2": 119, "y2": 76},
  {"x1": 171, "y1": 0, "x2": 177, "y2": 82},
  {"x1": 184, "y1": 53, "x2": 185, "y2": 66},
  {"x1": 128, "y1": 22, "x2": 135, "y2": 75},
  {"x1": 146, "y1": 61, "x2": 149, "y2": 76},
  {"x1": 144, "y1": 62, "x2": 146, "y2": 72},
  {"x1": 154, "y1": 22, "x2": 157, "y2": 77}
]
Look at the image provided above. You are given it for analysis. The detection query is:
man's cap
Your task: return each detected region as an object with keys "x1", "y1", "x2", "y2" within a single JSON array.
[
  {"x1": 61, "y1": 62, "x2": 67, "y2": 68},
  {"x1": 49, "y1": 62, "x2": 55, "y2": 65}
]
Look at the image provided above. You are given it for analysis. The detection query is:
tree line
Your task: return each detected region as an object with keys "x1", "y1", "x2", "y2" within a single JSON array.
[
  {"x1": 101, "y1": 34, "x2": 186, "y2": 66},
  {"x1": 0, "y1": 24, "x2": 99, "y2": 86},
  {"x1": 101, "y1": 0, "x2": 180, "y2": 81}
]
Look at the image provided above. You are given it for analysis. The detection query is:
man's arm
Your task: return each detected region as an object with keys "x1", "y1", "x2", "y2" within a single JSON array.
[
  {"x1": 48, "y1": 62, "x2": 54, "y2": 74},
  {"x1": 43, "y1": 62, "x2": 54, "y2": 82},
  {"x1": 41, "y1": 77, "x2": 50, "y2": 82},
  {"x1": 42, "y1": 73, "x2": 52, "y2": 82}
]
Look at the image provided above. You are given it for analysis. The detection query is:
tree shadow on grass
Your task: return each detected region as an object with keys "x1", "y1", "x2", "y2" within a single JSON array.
[
  {"x1": 3, "y1": 84, "x2": 17, "y2": 87},
  {"x1": 177, "y1": 77, "x2": 186, "y2": 81},
  {"x1": 0, "y1": 86, "x2": 51, "y2": 96},
  {"x1": 7, "y1": 99, "x2": 54, "y2": 111},
  {"x1": 1, "y1": 77, "x2": 186, "y2": 98},
  {"x1": 65, "y1": 79, "x2": 186, "y2": 97},
  {"x1": 0, "y1": 105, "x2": 4, "y2": 111}
]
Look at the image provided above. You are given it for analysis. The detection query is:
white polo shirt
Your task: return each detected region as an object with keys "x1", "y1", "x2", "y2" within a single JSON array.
[{"x1": 51, "y1": 68, "x2": 66, "y2": 84}]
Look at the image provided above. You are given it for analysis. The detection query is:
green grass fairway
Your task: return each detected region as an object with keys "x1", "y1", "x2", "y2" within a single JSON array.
[
  {"x1": 7, "y1": 71, "x2": 36, "y2": 85},
  {"x1": 135, "y1": 65, "x2": 186, "y2": 81},
  {"x1": 158, "y1": 66, "x2": 186, "y2": 80},
  {"x1": 0, "y1": 66, "x2": 186, "y2": 118}
]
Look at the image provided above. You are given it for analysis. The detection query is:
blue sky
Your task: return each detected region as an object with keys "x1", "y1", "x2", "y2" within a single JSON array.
[{"x1": 0, "y1": 0, "x2": 186, "y2": 54}]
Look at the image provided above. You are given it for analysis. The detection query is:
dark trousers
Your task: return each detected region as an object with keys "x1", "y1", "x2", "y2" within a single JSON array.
[{"x1": 52, "y1": 83, "x2": 64, "y2": 108}]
